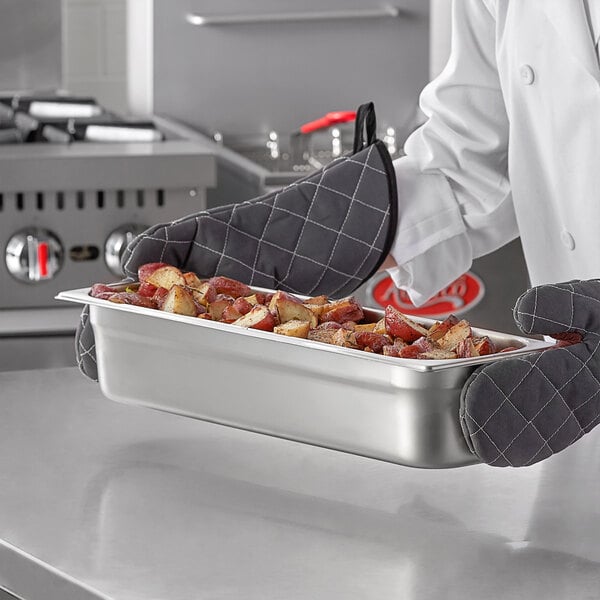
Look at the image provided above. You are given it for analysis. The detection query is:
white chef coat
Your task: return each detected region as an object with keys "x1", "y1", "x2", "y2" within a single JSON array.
[
  {"x1": 388, "y1": 0, "x2": 600, "y2": 304},
  {"x1": 583, "y1": 0, "x2": 600, "y2": 55}
]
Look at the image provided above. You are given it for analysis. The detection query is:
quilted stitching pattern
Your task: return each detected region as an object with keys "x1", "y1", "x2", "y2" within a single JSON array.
[
  {"x1": 122, "y1": 142, "x2": 394, "y2": 298},
  {"x1": 461, "y1": 280, "x2": 600, "y2": 467},
  {"x1": 77, "y1": 141, "x2": 396, "y2": 382},
  {"x1": 75, "y1": 305, "x2": 97, "y2": 377}
]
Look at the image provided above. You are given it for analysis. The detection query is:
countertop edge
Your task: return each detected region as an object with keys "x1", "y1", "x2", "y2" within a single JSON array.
[{"x1": 0, "y1": 541, "x2": 110, "y2": 600}]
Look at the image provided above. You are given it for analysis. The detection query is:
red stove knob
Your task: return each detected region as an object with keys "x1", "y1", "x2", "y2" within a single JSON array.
[{"x1": 5, "y1": 228, "x2": 64, "y2": 282}]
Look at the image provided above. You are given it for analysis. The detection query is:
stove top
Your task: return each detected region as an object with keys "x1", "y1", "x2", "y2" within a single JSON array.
[{"x1": 0, "y1": 93, "x2": 164, "y2": 145}]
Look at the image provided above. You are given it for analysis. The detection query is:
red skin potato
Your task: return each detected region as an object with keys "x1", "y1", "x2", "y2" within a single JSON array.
[
  {"x1": 209, "y1": 298, "x2": 234, "y2": 321},
  {"x1": 315, "y1": 322, "x2": 343, "y2": 330},
  {"x1": 220, "y1": 305, "x2": 244, "y2": 323},
  {"x1": 233, "y1": 297, "x2": 255, "y2": 316},
  {"x1": 193, "y1": 301, "x2": 207, "y2": 316},
  {"x1": 411, "y1": 336, "x2": 436, "y2": 353},
  {"x1": 145, "y1": 265, "x2": 186, "y2": 290},
  {"x1": 398, "y1": 344, "x2": 422, "y2": 359},
  {"x1": 384, "y1": 306, "x2": 429, "y2": 343},
  {"x1": 269, "y1": 290, "x2": 317, "y2": 326},
  {"x1": 456, "y1": 338, "x2": 478, "y2": 359},
  {"x1": 152, "y1": 287, "x2": 169, "y2": 309},
  {"x1": 138, "y1": 281, "x2": 158, "y2": 297},
  {"x1": 382, "y1": 345, "x2": 402, "y2": 358},
  {"x1": 427, "y1": 315, "x2": 460, "y2": 341},
  {"x1": 268, "y1": 290, "x2": 302, "y2": 308},
  {"x1": 160, "y1": 285, "x2": 198, "y2": 316},
  {"x1": 354, "y1": 332, "x2": 391, "y2": 354},
  {"x1": 108, "y1": 292, "x2": 156, "y2": 309},
  {"x1": 186, "y1": 282, "x2": 218, "y2": 308},
  {"x1": 472, "y1": 336, "x2": 496, "y2": 356},
  {"x1": 331, "y1": 328, "x2": 359, "y2": 348},
  {"x1": 320, "y1": 297, "x2": 364, "y2": 325},
  {"x1": 233, "y1": 305, "x2": 276, "y2": 331},
  {"x1": 90, "y1": 284, "x2": 116, "y2": 299},
  {"x1": 93, "y1": 292, "x2": 116, "y2": 300},
  {"x1": 138, "y1": 262, "x2": 170, "y2": 283},
  {"x1": 208, "y1": 276, "x2": 252, "y2": 298},
  {"x1": 183, "y1": 271, "x2": 205, "y2": 289},
  {"x1": 253, "y1": 292, "x2": 268, "y2": 305},
  {"x1": 307, "y1": 329, "x2": 338, "y2": 344},
  {"x1": 436, "y1": 320, "x2": 472, "y2": 351}
]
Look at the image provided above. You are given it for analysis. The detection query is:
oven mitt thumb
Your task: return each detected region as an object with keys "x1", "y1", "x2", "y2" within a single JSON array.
[
  {"x1": 76, "y1": 102, "x2": 398, "y2": 381},
  {"x1": 460, "y1": 279, "x2": 600, "y2": 467}
]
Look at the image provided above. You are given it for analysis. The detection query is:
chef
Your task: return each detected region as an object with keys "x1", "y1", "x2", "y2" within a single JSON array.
[
  {"x1": 383, "y1": 0, "x2": 600, "y2": 304},
  {"x1": 77, "y1": 0, "x2": 600, "y2": 468},
  {"x1": 384, "y1": 0, "x2": 600, "y2": 468}
]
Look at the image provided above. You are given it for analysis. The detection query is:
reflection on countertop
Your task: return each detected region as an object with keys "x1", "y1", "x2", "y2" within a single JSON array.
[{"x1": 0, "y1": 367, "x2": 599, "y2": 600}]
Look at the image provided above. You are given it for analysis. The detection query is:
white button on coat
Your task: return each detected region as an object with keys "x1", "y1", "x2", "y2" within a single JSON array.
[
  {"x1": 389, "y1": 1, "x2": 600, "y2": 303},
  {"x1": 561, "y1": 230, "x2": 576, "y2": 250},
  {"x1": 520, "y1": 64, "x2": 535, "y2": 85}
]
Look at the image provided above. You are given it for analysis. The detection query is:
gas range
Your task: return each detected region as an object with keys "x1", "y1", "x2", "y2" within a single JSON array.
[{"x1": 0, "y1": 95, "x2": 217, "y2": 370}]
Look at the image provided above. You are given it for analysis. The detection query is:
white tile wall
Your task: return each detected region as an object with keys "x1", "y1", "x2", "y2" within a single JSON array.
[{"x1": 62, "y1": 0, "x2": 128, "y2": 114}]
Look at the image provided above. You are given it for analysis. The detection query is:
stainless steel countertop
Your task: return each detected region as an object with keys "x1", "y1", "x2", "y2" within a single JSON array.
[
  {"x1": 0, "y1": 307, "x2": 81, "y2": 336},
  {"x1": 1, "y1": 367, "x2": 599, "y2": 600}
]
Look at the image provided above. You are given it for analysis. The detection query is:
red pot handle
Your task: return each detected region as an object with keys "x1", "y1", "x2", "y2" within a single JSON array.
[{"x1": 299, "y1": 110, "x2": 356, "y2": 134}]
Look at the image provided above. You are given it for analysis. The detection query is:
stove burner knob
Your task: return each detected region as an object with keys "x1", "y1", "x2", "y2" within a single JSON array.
[
  {"x1": 5, "y1": 228, "x2": 64, "y2": 282},
  {"x1": 105, "y1": 224, "x2": 148, "y2": 277}
]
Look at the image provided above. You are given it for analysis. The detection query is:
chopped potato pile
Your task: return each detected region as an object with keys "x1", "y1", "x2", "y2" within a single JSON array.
[{"x1": 90, "y1": 263, "x2": 517, "y2": 360}]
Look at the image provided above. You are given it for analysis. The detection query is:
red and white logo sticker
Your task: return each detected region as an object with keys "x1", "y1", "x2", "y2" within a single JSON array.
[{"x1": 366, "y1": 272, "x2": 485, "y2": 319}]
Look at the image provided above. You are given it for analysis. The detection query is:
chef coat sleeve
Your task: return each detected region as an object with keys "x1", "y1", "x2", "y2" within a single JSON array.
[{"x1": 387, "y1": 0, "x2": 518, "y2": 305}]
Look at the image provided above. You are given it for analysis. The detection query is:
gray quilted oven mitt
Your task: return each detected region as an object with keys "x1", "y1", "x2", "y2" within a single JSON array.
[
  {"x1": 76, "y1": 103, "x2": 398, "y2": 380},
  {"x1": 460, "y1": 279, "x2": 600, "y2": 467}
]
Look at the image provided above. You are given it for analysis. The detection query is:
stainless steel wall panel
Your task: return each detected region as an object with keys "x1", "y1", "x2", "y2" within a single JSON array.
[{"x1": 152, "y1": 0, "x2": 429, "y2": 137}]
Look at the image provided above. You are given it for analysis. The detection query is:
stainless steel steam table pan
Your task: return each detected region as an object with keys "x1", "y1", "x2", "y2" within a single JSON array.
[{"x1": 57, "y1": 286, "x2": 553, "y2": 469}]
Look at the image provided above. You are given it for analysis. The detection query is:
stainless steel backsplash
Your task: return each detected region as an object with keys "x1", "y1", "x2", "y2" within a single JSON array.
[{"x1": 152, "y1": 0, "x2": 430, "y2": 138}]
